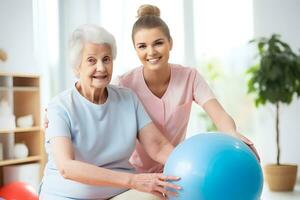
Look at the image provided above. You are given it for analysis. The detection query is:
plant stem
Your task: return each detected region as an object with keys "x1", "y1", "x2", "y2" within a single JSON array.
[{"x1": 276, "y1": 103, "x2": 280, "y2": 165}]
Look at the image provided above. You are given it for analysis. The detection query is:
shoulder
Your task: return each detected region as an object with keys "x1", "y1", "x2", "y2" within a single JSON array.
[
  {"x1": 119, "y1": 66, "x2": 142, "y2": 79},
  {"x1": 108, "y1": 85, "x2": 141, "y2": 111},
  {"x1": 171, "y1": 63, "x2": 198, "y2": 73},
  {"x1": 46, "y1": 89, "x2": 76, "y2": 124},
  {"x1": 49, "y1": 88, "x2": 73, "y2": 105},
  {"x1": 170, "y1": 63, "x2": 202, "y2": 80},
  {"x1": 116, "y1": 66, "x2": 143, "y2": 87},
  {"x1": 47, "y1": 88, "x2": 75, "y2": 111}
]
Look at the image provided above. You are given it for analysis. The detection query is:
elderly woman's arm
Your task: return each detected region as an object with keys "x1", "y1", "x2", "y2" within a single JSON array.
[
  {"x1": 51, "y1": 136, "x2": 180, "y2": 198},
  {"x1": 51, "y1": 137, "x2": 132, "y2": 187},
  {"x1": 138, "y1": 122, "x2": 174, "y2": 165}
]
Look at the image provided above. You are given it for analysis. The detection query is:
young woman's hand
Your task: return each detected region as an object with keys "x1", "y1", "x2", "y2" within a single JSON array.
[
  {"x1": 130, "y1": 173, "x2": 181, "y2": 199},
  {"x1": 233, "y1": 132, "x2": 260, "y2": 162}
]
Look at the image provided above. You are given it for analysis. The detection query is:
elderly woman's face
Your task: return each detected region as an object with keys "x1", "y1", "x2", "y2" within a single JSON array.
[{"x1": 77, "y1": 42, "x2": 113, "y2": 89}]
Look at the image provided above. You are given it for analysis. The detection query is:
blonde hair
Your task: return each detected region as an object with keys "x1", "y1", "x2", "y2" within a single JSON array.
[
  {"x1": 137, "y1": 4, "x2": 160, "y2": 18},
  {"x1": 132, "y1": 4, "x2": 171, "y2": 43},
  {"x1": 69, "y1": 24, "x2": 117, "y2": 70}
]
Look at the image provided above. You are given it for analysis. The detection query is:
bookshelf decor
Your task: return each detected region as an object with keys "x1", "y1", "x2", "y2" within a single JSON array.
[{"x1": 0, "y1": 72, "x2": 44, "y2": 190}]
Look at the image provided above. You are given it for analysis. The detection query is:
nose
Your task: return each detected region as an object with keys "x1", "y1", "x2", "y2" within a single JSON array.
[
  {"x1": 147, "y1": 46, "x2": 156, "y2": 56},
  {"x1": 96, "y1": 62, "x2": 106, "y2": 72}
]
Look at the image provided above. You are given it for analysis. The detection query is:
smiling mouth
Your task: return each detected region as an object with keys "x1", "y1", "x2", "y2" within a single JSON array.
[
  {"x1": 92, "y1": 75, "x2": 108, "y2": 80},
  {"x1": 147, "y1": 56, "x2": 162, "y2": 64}
]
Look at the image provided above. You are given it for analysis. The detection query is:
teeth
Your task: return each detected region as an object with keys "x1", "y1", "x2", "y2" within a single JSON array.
[{"x1": 147, "y1": 57, "x2": 160, "y2": 64}]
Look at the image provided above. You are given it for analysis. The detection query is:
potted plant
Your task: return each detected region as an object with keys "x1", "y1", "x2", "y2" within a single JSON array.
[{"x1": 247, "y1": 34, "x2": 300, "y2": 191}]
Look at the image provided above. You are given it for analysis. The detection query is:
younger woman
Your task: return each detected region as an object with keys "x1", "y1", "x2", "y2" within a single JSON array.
[{"x1": 116, "y1": 4, "x2": 259, "y2": 173}]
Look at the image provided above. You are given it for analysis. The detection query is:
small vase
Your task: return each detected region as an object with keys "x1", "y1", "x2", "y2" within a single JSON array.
[{"x1": 13, "y1": 143, "x2": 29, "y2": 159}]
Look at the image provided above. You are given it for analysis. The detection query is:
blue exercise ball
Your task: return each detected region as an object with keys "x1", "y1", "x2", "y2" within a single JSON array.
[{"x1": 164, "y1": 133, "x2": 263, "y2": 200}]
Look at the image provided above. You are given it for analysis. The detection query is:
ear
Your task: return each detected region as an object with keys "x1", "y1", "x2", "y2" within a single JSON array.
[
  {"x1": 169, "y1": 38, "x2": 173, "y2": 51},
  {"x1": 73, "y1": 67, "x2": 80, "y2": 78}
]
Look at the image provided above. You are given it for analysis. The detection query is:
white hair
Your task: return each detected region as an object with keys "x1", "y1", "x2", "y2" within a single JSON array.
[{"x1": 69, "y1": 24, "x2": 117, "y2": 70}]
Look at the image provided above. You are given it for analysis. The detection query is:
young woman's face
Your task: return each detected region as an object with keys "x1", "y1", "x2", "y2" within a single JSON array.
[
  {"x1": 76, "y1": 42, "x2": 113, "y2": 89},
  {"x1": 133, "y1": 28, "x2": 172, "y2": 70}
]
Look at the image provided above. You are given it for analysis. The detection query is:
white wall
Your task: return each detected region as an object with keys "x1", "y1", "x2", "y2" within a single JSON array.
[
  {"x1": 0, "y1": 0, "x2": 39, "y2": 74},
  {"x1": 253, "y1": 0, "x2": 300, "y2": 177}
]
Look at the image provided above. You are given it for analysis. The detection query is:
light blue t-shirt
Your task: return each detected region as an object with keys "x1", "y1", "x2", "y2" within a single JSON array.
[{"x1": 40, "y1": 84, "x2": 152, "y2": 200}]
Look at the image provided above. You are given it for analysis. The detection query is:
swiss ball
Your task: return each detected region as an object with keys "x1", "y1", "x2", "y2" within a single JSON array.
[
  {"x1": 164, "y1": 133, "x2": 263, "y2": 200},
  {"x1": 0, "y1": 182, "x2": 38, "y2": 200}
]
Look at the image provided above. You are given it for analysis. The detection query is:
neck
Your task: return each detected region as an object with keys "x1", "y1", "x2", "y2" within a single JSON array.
[
  {"x1": 143, "y1": 65, "x2": 171, "y2": 87},
  {"x1": 76, "y1": 82, "x2": 107, "y2": 104}
]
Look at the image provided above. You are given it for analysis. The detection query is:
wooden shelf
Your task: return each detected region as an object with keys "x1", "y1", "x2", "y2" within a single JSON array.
[
  {"x1": 0, "y1": 156, "x2": 41, "y2": 167},
  {"x1": 0, "y1": 72, "x2": 39, "y2": 78},
  {"x1": 0, "y1": 72, "x2": 44, "y2": 186},
  {"x1": 13, "y1": 86, "x2": 39, "y2": 92},
  {"x1": 0, "y1": 126, "x2": 41, "y2": 134}
]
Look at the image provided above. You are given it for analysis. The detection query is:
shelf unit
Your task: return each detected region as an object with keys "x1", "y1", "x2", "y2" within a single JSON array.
[{"x1": 0, "y1": 72, "x2": 44, "y2": 187}]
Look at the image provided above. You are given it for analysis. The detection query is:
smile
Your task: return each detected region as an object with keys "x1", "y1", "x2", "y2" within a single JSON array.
[
  {"x1": 92, "y1": 75, "x2": 108, "y2": 79},
  {"x1": 147, "y1": 57, "x2": 162, "y2": 64}
]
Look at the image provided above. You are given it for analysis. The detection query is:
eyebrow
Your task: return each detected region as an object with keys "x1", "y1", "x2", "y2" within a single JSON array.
[{"x1": 136, "y1": 38, "x2": 165, "y2": 46}]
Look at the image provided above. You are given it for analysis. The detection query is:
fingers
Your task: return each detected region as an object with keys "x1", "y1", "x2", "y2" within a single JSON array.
[
  {"x1": 241, "y1": 137, "x2": 260, "y2": 162},
  {"x1": 157, "y1": 179, "x2": 181, "y2": 190},
  {"x1": 154, "y1": 184, "x2": 177, "y2": 197},
  {"x1": 156, "y1": 183, "x2": 179, "y2": 197},
  {"x1": 248, "y1": 144, "x2": 261, "y2": 162},
  {"x1": 151, "y1": 191, "x2": 167, "y2": 200},
  {"x1": 240, "y1": 135, "x2": 260, "y2": 162},
  {"x1": 155, "y1": 174, "x2": 181, "y2": 197},
  {"x1": 240, "y1": 135, "x2": 254, "y2": 145},
  {"x1": 234, "y1": 133, "x2": 261, "y2": 162},
  {"x1": 158, "y1": 174, "x2": 180, "y2": 181},
  {"x1": 133, "y1": 173, "x2": 181, "y2": 198}
]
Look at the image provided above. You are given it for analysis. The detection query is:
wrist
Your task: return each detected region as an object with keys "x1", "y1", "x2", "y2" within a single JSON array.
[{"x1": 124, "y1": 173, "x2": 134, "y2": 188}]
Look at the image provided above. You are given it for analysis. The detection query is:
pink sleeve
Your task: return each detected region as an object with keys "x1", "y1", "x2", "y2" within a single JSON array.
[{"x1": 192, "y1": 69, "x2": 216, "y2": 106}]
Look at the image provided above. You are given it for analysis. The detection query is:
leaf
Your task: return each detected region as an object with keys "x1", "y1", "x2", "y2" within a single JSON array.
[{"x1": 246, "y1": 33, "x2": 300, "y2": 105}]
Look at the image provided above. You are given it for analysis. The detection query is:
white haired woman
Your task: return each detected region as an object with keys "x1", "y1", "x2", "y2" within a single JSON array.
[{"x1": 39, "y1": 24, "x2": 180, "y2": 200}]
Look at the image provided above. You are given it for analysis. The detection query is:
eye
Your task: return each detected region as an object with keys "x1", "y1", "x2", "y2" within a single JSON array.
[
  {"x1": 102, "y1": 56, "x2": 111, "y2": 64},
  {"x1": 137, "y1": 44, "x2": 146, "y2": 49},
  {"x1": 87, "y1": 57, "x2": 96, "y2": 64},
  {"x1": 154, "y1": 41, "x2": 164, "y2": 46}
]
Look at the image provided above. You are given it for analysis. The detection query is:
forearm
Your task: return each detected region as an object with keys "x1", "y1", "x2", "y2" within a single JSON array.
[
  {"x1": 139, "y1": 123, "x2": 174, "y2": 165},
  {"x1": 60, "y1": 159, "x2": 132, "y2": 188},
  {"x1": 203, "y1": 99, "x2": 237, "y2": 135},
  {"x1": 213, "y1": 113, "x2": 237, "y2": 135},
  {"x1": 149, "y1": 137, "x2": 174, "y2": 164}
]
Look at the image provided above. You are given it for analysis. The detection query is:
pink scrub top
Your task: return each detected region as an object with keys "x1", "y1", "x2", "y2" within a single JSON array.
[{"x1": 116, "y1": 64, "x2": 216, "y2": 172}]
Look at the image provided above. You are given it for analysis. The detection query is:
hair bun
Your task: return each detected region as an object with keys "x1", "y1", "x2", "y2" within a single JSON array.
[{"x1": 137, "y1": 4, "x2": 160, "y2": 18}]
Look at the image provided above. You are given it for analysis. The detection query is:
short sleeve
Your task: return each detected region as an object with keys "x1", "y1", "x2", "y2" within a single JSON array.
[
  {"x1": 193, "y1": 69, "x2": 216, "y2": 106},
  {"x1": 131, "y1": 92, "x2": 152, "y2": 131},
  {"x1": 46, "y1": 102, "x2": 71, "y2": 143}
]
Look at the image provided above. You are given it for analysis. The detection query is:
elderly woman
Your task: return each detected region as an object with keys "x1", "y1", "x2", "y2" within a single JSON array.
[{"x1": 39, "y1": 24, "x2": 180, "y2": 200}]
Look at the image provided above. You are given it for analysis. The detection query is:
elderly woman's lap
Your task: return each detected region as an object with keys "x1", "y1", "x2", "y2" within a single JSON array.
[{"x1": 110, "y1": 189, "x2": 160, "y2": 200}]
